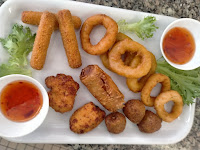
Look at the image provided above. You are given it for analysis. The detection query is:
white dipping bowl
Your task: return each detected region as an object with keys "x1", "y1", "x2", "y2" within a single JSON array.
[
  {"x1": 160, "y1": 18, "x2": 200, "y2": 70},
  {"x1": 0, "y1": 74, "x2": 49, "y2": 138}
]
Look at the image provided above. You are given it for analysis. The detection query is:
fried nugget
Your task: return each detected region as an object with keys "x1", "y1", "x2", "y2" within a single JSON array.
[
  {"x1": 30, "y1": 11, "x2": 56, "y2": 70},
  {"x1": 105, "y1": 112, "x2": 126, "y2": 134},
  {"x1": 123, "y1": 99, "x2": 145, "y2": 124},
  {"x1": 57, "y1": 10, "x2": 82, "y2": 68},
  {"x1": 80, "y1": 65, "x2": 125, "y2": 112},
  {"x1": 70, "y1": 102, "x2": 106, "y2": 134},
  {"x1": 137, "y1": 110, "x2": 162, "y2": 133},
  {"x1": 21, "y1": 11, "x2": 82, "y2": 29},
  {"x1": 45, "y1": 74, "x2": 79, "y2": 113}
]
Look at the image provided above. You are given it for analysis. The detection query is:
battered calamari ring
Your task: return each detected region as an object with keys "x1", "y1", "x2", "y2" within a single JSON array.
[
  {"x1": 154, "y1": 90, "x2": 183, "y2": 122},
  {"x1": 108, "y1": 39, "x2": 152, "y2": 78},
  {"x1": 80, "y1": 14, "x2": 118, "y2": 55},
  {"x1": 141, "y1": 73, "x2": 171, "y2": 106},
  {"x1": 100, "y1": 32, "x2": 132, "y2": 70},
  {"x1": 126, "y1": 52, "x2": 157, "y2": 93}
]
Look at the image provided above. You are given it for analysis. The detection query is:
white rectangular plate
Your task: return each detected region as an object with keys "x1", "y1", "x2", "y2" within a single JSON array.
[{"x1": 0, "y1": 0, "x2": 195, "y2": 144}]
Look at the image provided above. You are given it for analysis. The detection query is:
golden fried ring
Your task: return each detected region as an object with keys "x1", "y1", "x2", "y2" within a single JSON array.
[
  {"x1": 108, "y1": 39, "x2": 152, "y2": 78},
  {"x1": 80, "y1": 14, "x2": 118, "y2": 55},
  {"x1": 124, "y1": 52, "x2": 136, "y2": 66},
  {"x1": 154, "y1": 90, "x2": 183, "y2": 122},
  {"x1": 141, "y1": 73, "x2": 171, "y2": 106},
  {"x1": 100, "y1": 32, "x2": 132, "y2": 70},
  {"x1": 126, "y1": 52, "x2": 157, "y2": 93}
]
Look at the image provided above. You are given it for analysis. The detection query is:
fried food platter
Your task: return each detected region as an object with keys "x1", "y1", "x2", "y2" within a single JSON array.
[{"x1": 0, "y1": 0, "x2": 195, "y2": 144}]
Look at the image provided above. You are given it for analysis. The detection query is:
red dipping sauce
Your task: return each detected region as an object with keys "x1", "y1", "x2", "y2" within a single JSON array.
[
  {"x1": 163, "y1": 27, "x2": 195, "y2": 64},
  {"x1": 0, "y1": 80, "x2": 43, "y2": 122}
]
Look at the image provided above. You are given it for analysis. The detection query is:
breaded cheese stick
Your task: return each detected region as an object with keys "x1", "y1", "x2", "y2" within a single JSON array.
[
  {"x1": 30, "y1": 11, "x2": 56, "y2": 70},
  {"x1": 21, "y1": 11, "x2": 82, "y2": 29},
  {"x1": 80, "y1": 65, "x2": 125, "y2": 112},
  {"x1": 57, "y1": 10, "x2": 82, "y2": 68}
]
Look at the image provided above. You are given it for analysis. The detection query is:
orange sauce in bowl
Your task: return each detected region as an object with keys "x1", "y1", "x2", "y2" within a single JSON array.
[
  {"x1": 0, "y1": 80, "x2": 43, "y2": 122},
  {"x1": 163, "y1": 27, "x2": 195, "y2": 64}
]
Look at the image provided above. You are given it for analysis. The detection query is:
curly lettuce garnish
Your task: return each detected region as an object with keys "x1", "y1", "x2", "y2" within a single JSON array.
[
  {"x1": 0, "y1": 24, "x2": 36, "y2": 77},
  {"x1": 118, "y1": 16, "x2": 158, "y2": 40},
  {"x1": 156, "y1": 59, "x2": 200, "y2": 105}
]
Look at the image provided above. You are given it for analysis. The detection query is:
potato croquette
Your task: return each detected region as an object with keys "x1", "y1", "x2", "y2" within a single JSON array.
[
  {"x1": 57, "y1": 10, "x2": 82, "y2": 68},
  {"x1": 123, "y1": 99, "x2": 145, "y2": 124},
  {"x1": 105, "y1": 112, "x2": 126, "y2": 134},
  {"x1": 45, "y1": 74, "x2": 79, "y2": 113},
  {"x1": 80, "y1": 65, "x2": 125, "y2": 112},
  {"x1": 70, "y1": 102, "x2": 106, "y2": 134},
  {"x1": 21, "y1": 11, "x2": 82, "y2": 29},
  {"x1": 30, "y1": 11, "x2": 57, "y2": 70},
  {"x1": 137, "y1": 110, "x2": 162, "y2": 133}
]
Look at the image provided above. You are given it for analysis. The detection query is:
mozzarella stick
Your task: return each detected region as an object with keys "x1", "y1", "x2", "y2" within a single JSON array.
[
  {"x1": 57, "y1": 9, "x2": 82, "y2": 68},
  {"x1": 30, "y1": 11, "x2": 56, "y2": 70},
  {"x1": 21, "y1": 11, "x2": 82, "y2": 29}
]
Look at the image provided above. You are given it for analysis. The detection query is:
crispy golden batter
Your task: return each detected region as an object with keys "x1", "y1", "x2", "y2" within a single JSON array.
[
  {"x1": 123, "y1": 99, "x2": 145, "y2": 124},
  {"x1": 30, "y1": 11, "x2": 57, "y2": 70},
  {"x1": 80, "y1": 14, "x2": 118, "y2": 55},
  {"x1": 100, "y1": 32, "x2": 132, "y2": 71},
  {"x1": 70, "y1": 102, "x2": 105, "y2": 134},
  {"x1": 137, "y1": 110, "x2": 162, "y2": 133},
  {"x1": 141, "y1": 73, "x2": 171, "y2": 107},
  {"x1": 154, "y1": 90, "x2": 183, "y2": 122},
  {"x1": 126, "y1": 52, "x2": 157, "y2": 93},
  {"x1": 80, "y1": 65, "x2": 125, "y2": 112},
  {"x1": 45, "y1": 74, "x2": 79, "y2": 113},
  {"x1": 21, "y1": 11, "x2": 82, "y2": 29},
  {"x1": 108, "y1": 39, "x2": 152, "y2": 78},
  {"x1": 57, "y1": 10, "x2": 82, "y2": 68},
  {"x1": 105, "y1": 112, "x2": 126, "y2": 134}
]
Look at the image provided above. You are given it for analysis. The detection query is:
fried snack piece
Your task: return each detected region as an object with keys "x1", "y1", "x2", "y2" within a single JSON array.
[
  {"x1": 100, "y1": 32, "x2": 132, "y2": 70},
  {"x1": 80, "y1": 14, "x2": 118, "y2": 55},
  {"x1": 141, "y1": 73, "x2": 171, "y2": 107},
  {"x1": 45, "y1": 74, "x2": 79, "y2": 113},
  {"x1": 115, "y1": 32, "x2": 132, "y2": 43},
  {"x1": 21, "y1": 11, "x2": 82, "y2": 29},
  {"x1": 124, "y1": 52, "x2": 136, "y2": 66},
  {"x1": 57, "y1": 10, "x2": 82, "y2": 68},
  {"x1": 154, "y1": 90, "x2": 183, "y2": 122},
  {"x1": 80, "y1": 65, "x2": 125, "y2": 112},
  {"x1": 30, "y1": 11, "x2": 56, "y2": 70},
  {"x1": 70, "y1": 102, "x2": 106, "y2": 134},
  {"x1": 105, "y1": 112, "x2": 126, "y2": 134},
  {"x1": 137, "y1": 110, "x2": 162, "y2": 133},
  {"x1": 126, "y1": 52, "x2": 157, "y2": 93},
  {"x1": 123, "y1": 99, "x2": 145, "y2": 124},
  {"x1": 109, "y1": 39, "x2": 152, "y2": 78}
]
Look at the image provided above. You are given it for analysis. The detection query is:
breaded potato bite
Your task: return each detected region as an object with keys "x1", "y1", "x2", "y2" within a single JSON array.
[
  {"x1": 123, "y1": 99, "x2": 145, "y2": 124},
  {"x1": 70, "y1": 102, "x2": 105, "y2": 134},
  {"x1": 45, "y1": 74, "x2": 79, "y2": 113},
  {"x1": 137, "y1": 110, "x2": 162, "y2": 133},
  {"x1": 105, "y1": 112, "x2": 126, "y2": 134}
]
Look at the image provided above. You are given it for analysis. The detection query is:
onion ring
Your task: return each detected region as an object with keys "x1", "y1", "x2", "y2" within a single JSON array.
[
  {"x1": 80, "y1": 14, "x2": 118, "y2": 55},
  {"x1": 126, "y1": 52, "x2": 157, "y2": 93},
  {"x1": 154, "y1": 90, "x2": 183, "y2": 122},
  {"x1": 100, "y1": 32, "x2": 132, "y2": 70},
  {"x1": 141, "y1": 73, "x2": 171, "y2": 106},
  {"x1": 124, "y1": 52, "x2": 136, "y2": 66},
  {"x1": 108, "y1": 39, "x2": 152, "y2": 78}
]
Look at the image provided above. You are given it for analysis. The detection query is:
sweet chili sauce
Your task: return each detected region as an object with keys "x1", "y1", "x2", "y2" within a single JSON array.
[
  {"x1": 0, "y1": 80, "x2": 43, "y2": 122},
  {"x1": 163, "y1": 27, "x2": 195, "y2": 64}
]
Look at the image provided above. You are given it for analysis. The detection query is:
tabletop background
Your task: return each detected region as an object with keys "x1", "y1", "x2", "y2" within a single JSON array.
[{"x1": 0, "y1": 0, "x2": 200, "y2": 150}]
